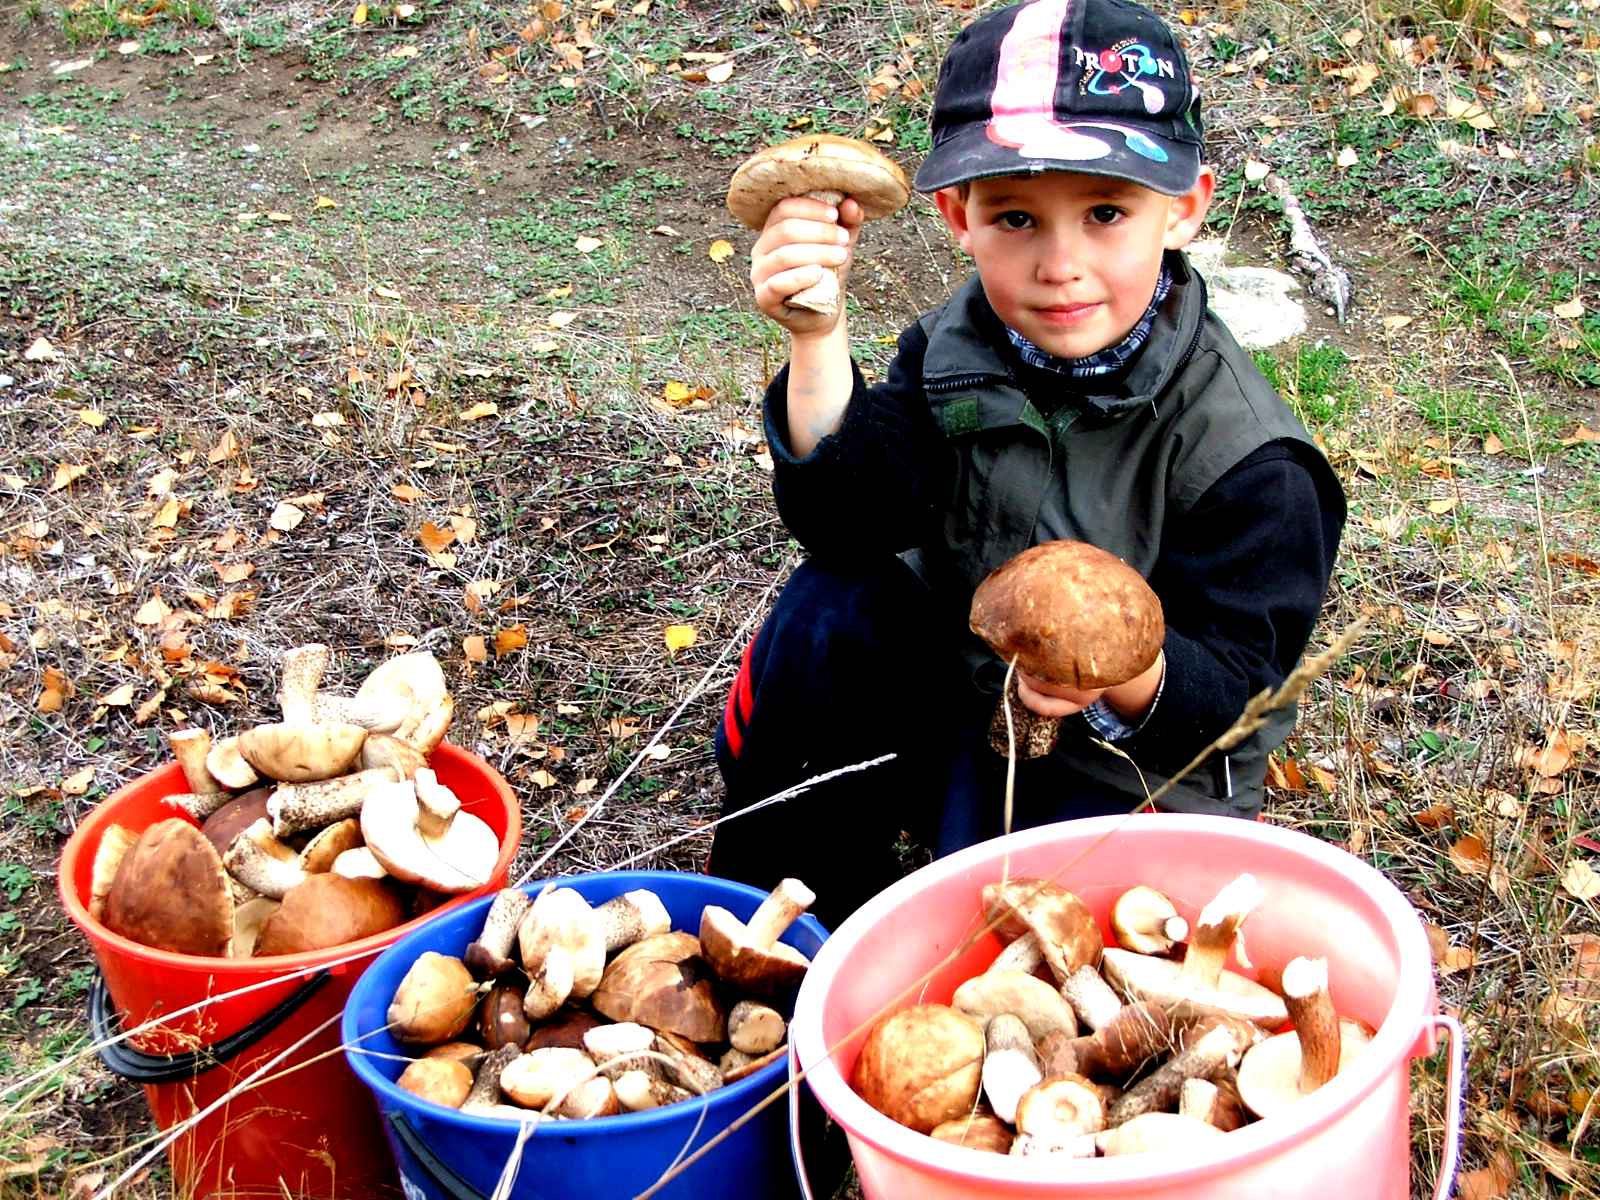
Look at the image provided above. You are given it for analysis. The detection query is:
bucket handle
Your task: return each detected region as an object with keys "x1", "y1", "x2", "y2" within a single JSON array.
[
  {"x1": 386, "y1": 1110, "x2": 490, "y2": 1200},
  {"x1": 788, "y1": 1018, "x2": 1470, "y2": 1200},
  {"x1": 1429, "y1": 1013, "x2": 1467, "y2": 1200},
  {"x1": 87, "y1": 968, "x2": 329, "y2": 1084}
]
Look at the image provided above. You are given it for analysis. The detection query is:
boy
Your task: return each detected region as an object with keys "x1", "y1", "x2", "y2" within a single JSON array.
[{"x1": 709, "y1": 0, "x2": 1346, "y2": 931}]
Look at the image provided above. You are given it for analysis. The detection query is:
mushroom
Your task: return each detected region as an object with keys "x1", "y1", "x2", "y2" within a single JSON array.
[
  {"x1": 699, "y1": 877, "x2": 814, "y2": 998},
  {"x1": 1236, "y1": 956, "x2": 1373, "y2": 1119},
  {"x1": 499, "y1": 1047, "x2": 597, "y2": 1111},
  {"x1": 727, "y1": 999, "x2": 786, "y2": 1056},
  {"x1": 359, "y1": 733, "x2": 430, "y2": 781},
  {"x1": 1104, "y1": 1019, "x2": 1257, "y2": 1125},
  {"x1": 594, "y1": 888, "x2": 672, "y2": 953},
  {"x1": 968, "y1": 540, "x2": 1165, "y2": 758},
  {"x1": 168, "y1": 728, "x2": 223, "y2": 796},
  {"x1": 1097, "y1": 1111, "x2": 1225, "y2": 1156},
  {"x1": 516, "y1": 886, "x2": 606, "y2": 1020},
  {"x1": 615, "y1": 1070, "x2": 692, "y2": 1112},
  {"x1": 388, "y1": 951, "x2": 483, "y2": 1045},
  {"x1": 1111, "y1": 885, "x2": 1189, "y2": 956},
  {"x1": 719, "y1": 1045, "x2": 787, "y2": 1084},
  {"x1": 850, "y1": 1004, "x2": 984, "y2": 1134},
  {"x1": 479, "y1": 981, "x2": 532, "y2": 1051},
  {"x1": 268, "y1": 767, "x2": 398, "y2": 837},
  {"x1": 350, "y1": 651, "x2": 454, "y2": 752},
  {"x1": 252, "y1": 874, "x2": 406, "y2": 956},
  {"x1": 398, "y1": 1056, "x2": 473, "y2": 1109},
  {"x1": 298, "y1": 817, "x2": 364, "y2": 874},
  {"x1": 1046, "y1": 997, "x2": 1178, "y2": 1083},
  {"x1": 465, "y1": 888, "x2": 534, "y2": 979},
  {"x1": 460, "y1": 1043, "x2": 521, "y2": 1115},
  {"x1": 360, "y1": 778, "x2": 498, "y2": 894},
  {"x1": 1061, "y1": 964, "x2": 1126, "y2": 1033},
  {"x1": 981, "y1": 1013, "x2": 1042, "y2": 1125},
  {"x1": 222, "y1": 818, "x2": 308, "y2": 900},
  {"x1": 229, "y1": 896, "x2": 280, "y2": 958},
  {"x1": 204, "y1": 734, "x2": 260, "y2": 792},
  {"x1": 1013, "y1": 1074, "x2": 1107, "y2": 1142},
  {"x1": 980, "y1": 878, "x2": 1102, "y2": 985},
  {"x1": 199, "y1": 787, "x2": 273, "y2": 857},
  {"x1": 582, "y1": 1021, "x2": 657, "y2": 1080},
  {"x1": 237, "y1": 720, "x2": 368, "y2": 784},
  {"x1": 1101, "y1": 874, "x2": 1287, "y2": 1030},
  {"x1": 332, "y1": 846, "x2": 388, "y2": 881},
  {"x1": 652, "y1": 1031, "x2": 724, "y2": 1095},
  {"x1": 590, "y1": 930, "x2": 727, "y2": 1043},
  {"x1": 525, "y1": 1006, "x2": 606, "y2": 1052},
  {"x1": 88, "y1": 824, "x2": 139, "y2": 923},
  {"x1": 930, "y1": 1114, "x2": 1015, "y2": 1155},
  {"x1": 725, "y1": 134, "x2": 910, "y2": 318},
  {"x1": 102, "y1": 819, "x2": 233, "y2": 956},
  {"x1": 952, "y1": 969, "x2": 1077, "y2": 1042},
  {"x1": 1179, "y1": 1076, "x2": 1247, "y2": 1131}
]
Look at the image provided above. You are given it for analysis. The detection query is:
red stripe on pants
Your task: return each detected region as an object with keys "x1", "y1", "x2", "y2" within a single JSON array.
[{"x1": 721, "y1": 636, "x2": 757, "y2": 759}]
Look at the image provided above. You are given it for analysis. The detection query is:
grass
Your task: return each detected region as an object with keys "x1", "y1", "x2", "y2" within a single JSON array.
[{"x1": 0, "y1": 0, "x2": 1597, "y2": 1194}]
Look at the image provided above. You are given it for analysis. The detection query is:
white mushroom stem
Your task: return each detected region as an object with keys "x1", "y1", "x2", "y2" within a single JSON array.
[
  {"x1": 466, "y1": 888, "x2": 533, "y2": 978},
  {"x1": 169, "y1": 728, "x2": 222, "y2": 794},
  {"x1": 1283, "y1": 956, "x2": 1340, "y2": 1091},
  {"x1": 1010, "y1": 1131, "x2": 1098, "y2": 1158},
  {"x1": 315, "y1": 691, "x2": 410, "y2": 733},
  {"x1": 1106, "y1": 1021, "x2": 1243, "y2": 1126},
  {"x1": 1179, "y1": 1076, "x2": 1246, "y2": 1131},
  {"x1": 582, "y1": 1022, "x2": 657, "y2": 1079},
  {"x1": 332, "y1": 846, "x2": 388, "y2": 880},
  {"x1": 989, "y1": 931, "x2": 1045, "y2": 976},
  {"x1": 652, "y1": 1035, "x2": 723, "y2": 1096},
  {"x1": 982, "y1": 1013, "x2": 1043, "y2": 1126},
  {"x1": 414, "y1": 768, "x2": 461, "y2": 837},
  {"x1": 269, "y1": 767, "x2": 399, "y2": 837},
  {"x1": 1097, "y1": 1112, "x2": 1225, "y2": 1156},
  {"x1": 719, "y1": 1045, "x2": 787, "y2": 1082},
  {"x1": 1111, "y1": 885, "x2": 1189, "y2": 955},
  {"x1": 278, "y1": 643, "x2": 330, "y2": 725},
  {"x1": 594, "y1": 889, "x2": 671, "y2": 953},
  {"x1": 1061, "y1": 964, "x2": 1125, "y2": 1032},
  {"x1": 728, "y1": 1000, "x2": 787, "y2": 1055},
  {"x1": 1180, "y1": 873, "x2": 1263, "y2": 989},
  {"x1": 615, "y1": 1069, "x2": 691, "y2": 1112},
  {"x1": 162, "y1": 791, "x2": 234, "y2": 821},
  {"x1": 783, "y1": 187, "x2": 847, "y2": 314},
  {"x1": 747, "y1": 877, "x2": 815, "y2": 947},
  {"x1": 222, "y1": 818, "x2": 309, "y2": 899}
]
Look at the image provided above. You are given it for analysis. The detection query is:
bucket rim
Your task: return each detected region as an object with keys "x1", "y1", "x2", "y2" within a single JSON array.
[
  {"x1": 342, "y1": 868, "x2": 828, "y2": 1140},
  {"x1": 56, "y1": 743, "x2": 522, "y2": 974},
  {"x1": 791, "y1": 814, "x2": 1436, "y2": 1186}
]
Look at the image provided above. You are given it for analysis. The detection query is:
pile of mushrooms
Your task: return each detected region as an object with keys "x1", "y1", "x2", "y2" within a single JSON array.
[
  {"x1": 851, "y1": 873, "x2": 1373, "y2": 1159},
  {"x1": 384, "y1": 877, "x2": 817, "y2": 1119},
  {"x1": 90, "y1": 644, "x2": 496, "y2": 959}
]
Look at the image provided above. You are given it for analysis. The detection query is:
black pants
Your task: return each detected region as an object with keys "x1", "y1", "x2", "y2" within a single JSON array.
[{"x1": 708, "y1": 557, "x2": 1136, "y2": 932}]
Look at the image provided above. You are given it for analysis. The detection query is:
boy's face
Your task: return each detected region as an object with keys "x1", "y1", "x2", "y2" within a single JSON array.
[{"x1": 933, "y1": 169, "x2": 1214, "y2": 360}]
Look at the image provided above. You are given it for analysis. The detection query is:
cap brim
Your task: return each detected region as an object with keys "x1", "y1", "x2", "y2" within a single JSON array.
[{"x1": 914, "y1": 121, "x2": 1199, "y2": 197}]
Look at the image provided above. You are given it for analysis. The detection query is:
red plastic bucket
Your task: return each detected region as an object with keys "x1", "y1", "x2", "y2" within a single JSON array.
[
  {"x1": 58, "y1": 743, "x2": 521, "y2": 1200},
  {"x1": 790, "y1": 814, "x2": 1466, "y2": 1199}
]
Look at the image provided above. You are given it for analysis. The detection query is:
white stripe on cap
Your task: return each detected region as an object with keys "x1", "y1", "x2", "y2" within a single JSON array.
[{"x1": 987, "y1": 0, "x2": 1115, "y2": 162}]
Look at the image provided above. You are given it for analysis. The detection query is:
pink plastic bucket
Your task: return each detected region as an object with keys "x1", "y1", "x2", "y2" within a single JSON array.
[{"x1": 789, "y1": 814, "x2": 1465, "y2": 1199}]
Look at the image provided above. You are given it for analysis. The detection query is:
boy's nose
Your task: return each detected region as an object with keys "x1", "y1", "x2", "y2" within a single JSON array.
[{"x1": 1034, "y1": 234, "x2": 1085, "y2": 284}]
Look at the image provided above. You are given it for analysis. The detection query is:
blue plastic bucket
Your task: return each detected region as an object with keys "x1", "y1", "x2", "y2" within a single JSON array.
[{"x1": 343, "y1": 870, "x2": 829, "y2": 1200}]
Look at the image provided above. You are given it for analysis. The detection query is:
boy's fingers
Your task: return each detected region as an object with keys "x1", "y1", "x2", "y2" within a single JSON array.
[
  {"x1": 1015, "y1": 674, "x2": 1103, "y2": 718},
  {"x1": 756, "y1": 243, "x2": 850, "y2": 277},
  {"x1": 755, "y1": 218, "x2": 852, "y2": 255}
]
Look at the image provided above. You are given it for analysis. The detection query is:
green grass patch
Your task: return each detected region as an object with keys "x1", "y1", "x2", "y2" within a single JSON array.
[{"x1": 1253, "y1": 343, "x2": 1361, "y2": 429}]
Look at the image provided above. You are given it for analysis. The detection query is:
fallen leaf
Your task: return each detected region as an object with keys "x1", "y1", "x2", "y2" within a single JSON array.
[
  {"x1": 1412, "y1": 802, "x2": 1456, "y2": 829},
  {"x1": 389, "y1": 44, "x2": 419, "y2": 59},
  {"x1": 315, "y1": 195, "x2": 339, "y2": 209},
  {"x1": 495, "y1": 626, "x2": 529, "y2": 655},
  {"x1": 644, "y1": 743, "x2": 671, "y2": 761},
  {"x1": 529, "y1": 768, "x2": 557, "y2": 788},
  {"x1": 463, "y1": 635, "x2": 488, "y2": 663},
  {"x1": 1450, "y1": 834, "x2": 1492, "y2": 875},
  {"x1": 573, "y1": 235, "x2": 603, "y2": 253},
  {"x1": 1243, "y1": 159, "x2": 1270, "y2": 183},
  {"x1": 1483, "y1": 432, "x2": 1504, "y2": 454},
  {"x1": 664, "y1": 624, "x2": 697, "y2": 654},
  {"x1": 391, "y1": 483, "x2": 422, "y2": 502},
  {"x1": 458, "y1": 401, "x2": 499, "y2": 421},
  {"x1": 353, "y1": 3, "x2": 367, "y2": 23},
  {"x1": 1427, "y1": 496, "x2": 1457, "y2": 515},
  {"x1": 1380, "y1": 314, "x2": 1413, "y2": 333},
  {"x1": 1561, "y1": 425, "x2": 1600, "y2": 445},
  {"x1": 133, "y1": 593, "x2": 172, "y2": 625},
  {"x1": 78, "y1": 408, "x2": 106, "y2": 427},
  {"x1": 1521, "y1": 730, "x2": 1576, "y2": 777},
  {"x1": 1553, "y1": 296, "x2": 1586, "y2": 320},
  {"x1": 1457, "y1": 1150, "x2": 1514, "y2": 1199},
  {"x1": 1335, "y1": 144, "x2": 1360, "y2": 168},
  {"x1": 38, "y1": 667, "x2": 72, "y2": 713},
  {"x1": 1562, "y1": 859, "x2": 1600, "y2": 901},
  {"x1": 49, "y1": 463, "x2": 90, "y2": 492},
  {"x1": 708, "y1": 239, "x2": 734, "y2": 263},
  {"x1": 372, "y1": 284, "x2": 403, "y2": 300},
  {"x1": 574, "y1": 778, "x2": 598, "y2": 795},
  {"x1": 61, "y1": 766, "x2": 95, "y2": 795},
  {"x1": 548, "y1": 311, "x2": 577, "y2": 328},
  {"x1": 24, "y1": 336, "x2": 60, "y2": 361},
  {"x1": 100, "y1": 683, "x2": 136, "y2": 707},
  {"x1": 608, "y1": 717, "x2": 641, "y2": 740},
  {"x1": 1444, "y1": 95, "x2": 1497, "y2": 129},
  {"x1": 706, "y1": 59, "x2": 735, "y2": 83}
]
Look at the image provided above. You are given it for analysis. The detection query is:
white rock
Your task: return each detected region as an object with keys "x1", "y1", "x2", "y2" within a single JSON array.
[{"x1": 1187, "y1": 238, "x2": 1308, "y2": 350}]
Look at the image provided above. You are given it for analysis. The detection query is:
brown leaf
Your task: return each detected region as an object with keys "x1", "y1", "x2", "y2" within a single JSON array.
[
  {"x1": 100, "y1": 682, "x2": 136, "y2": 707},
  {"x1": 133, "y1": 593, "x2": 172, "y2": 626},
  {"x1": 38, "y1": 666, "x2": 72, "y2": 712},
  {"x1": 1450, "y1": 834, "x2": 1492, "y2": 875},
  {"x1": 1521, "y1": 730, "x2": 1577, "y2": 777},
  {"x1": 494, "y1": 626, "x2": 528, "y2": 656},
  {"x1": 419, "y1": 522, "x2": 457, "y2": 556},
  {"x1": 392, "y1": 483, "x2": 423, "y2": 503},
  {"x1": 463, "y1": 635, "x2": 488, "y2": 663},
  {"x1": 49, "y1": 462, "x2": 90, "y2": 492},
  {"x1": 1456, "y1": 1150, "x2": 1514, "y2": 1199},
  {"x1": 216, "y1": 561, "x2": 255, "y2": 584},
  {"x1": 1412, "y1": 802, "x2": 1456, "y2": 829},
  {"x1": 60, "y1": 766, "x2": 95, "y2": 795},
  {"x1": 207, "y1": 430, "x2": 239, "y2": 463}
]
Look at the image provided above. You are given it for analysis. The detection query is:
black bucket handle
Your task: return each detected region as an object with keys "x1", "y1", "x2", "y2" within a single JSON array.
[
  {"x1": 88, "y1": 968, "x2": 330, "y2": 1084},
  {"x1": 386, "y1": 1110, "x2": 491, "y2": 1200}
]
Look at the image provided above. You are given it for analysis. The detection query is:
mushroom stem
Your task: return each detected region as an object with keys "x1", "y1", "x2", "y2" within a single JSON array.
[
  {"x1": 746, "y1": 877, "x2": 815, "y2": 947},
  {"x1": 1058, "y1": 1000, "x2": 1178, "y2": 1082},
  {"x1": 1097, "y1": 1112, "x2": 1224, "y2": 1156},
  {"x1": 784, "y1": 187, "x2": 846, "y2": 315},
  {"x1": 465, "y1": 888, "x2": 533, "y2": 979},
  {"x1": 460, "y1": 1044, "x2": 521, "y2": 1115},
  {"x1": 1179, "y1": 873, "x2": 1262, "y2": 990},
  {"x1": 414, "y1": 768, "x2": 461, "y2": 838},
  {"x1": 989, "y1": 672, "x2": 1064, "y2": 759},
  {"x1": 615, "y1": 1069, "x2": 691, "y2": 1112},
  {"x1": 1105, "y1": 1020, "x2": 1242, "y2": 1126},
  {"x1": 728, "y1": 999, "x2": 787, "y2": 1056},
  {"x1": 268, "y1": 767, "x2": 399, "y2": 837},
  {"x1": 651, "y1": 1034, "x2": 723, "y2": 1096},
  {"x1": 981, "y1": 1013, "x2": 1043, "y2": 1125},
  {"x1": 1111, "y1": 885, "x2": 1189, "y2": 956},
  {"x1": 1179, "y1": 1076, "x2": 1247, "y2": 1131},
  {"x1": 1061, "y1": 964, "x2": 1125, "y2": 1032},
  {"x1": 279, "y1": 643, "x2": 330, "y2": 725},
  {"x1": 169, "y1": 728, "x2": 222, "y2": 795},
  {"x1": 594, "y1": 888, "x2": 672, "y2": 953},
  {"x1": 1282, "y1": 956, "x2": 1340, "y2": 1092},
  {"x1": 989, "y1": 930, "x2": 1045, "y2": 976},
  {"x1": 222, "y1": 818, "x2": 308, "y2": 899}
]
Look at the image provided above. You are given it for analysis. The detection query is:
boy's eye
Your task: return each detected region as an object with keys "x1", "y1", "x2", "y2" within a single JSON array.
[
  {"x1": 997, "y1": 211, "x2": 1034, "y2": 230},
  {"x1": 1088, "y1": 205, "x2": 1124, "y2": 225}
]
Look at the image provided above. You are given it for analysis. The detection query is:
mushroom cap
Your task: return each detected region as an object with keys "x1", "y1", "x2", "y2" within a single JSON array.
[
  {"x1": 590, "y1": 930, "x2": 727, "y2": 1044},
  {"x1": 969, "y1": 540, "x2": 1164, "y2": 690},
  {"x1": 102, "y1": 819, "x2": 234, "y2": 956},
  {"x1": 354, "y1": 652, "x2": 452, "y2": 752},
  {"x1": 298, "y1": 817, "x2": 365, "y2": 874},
  {"x1": 727, "y1": 134, "x2": 911, "y2": 229},
  {"x1": 699, "y1": 905, "x2": 811, "y2": 997},
  {"x1": 1101, "y1": 946, "x2": 1288, "y2": 1029},
  {"x1": 388, "y1": 951, "x2": 481, "y2": 1045},
  {"x1": 229, "y1": 896, "x2": 281, "y2": 958},
  {"x1": 237, "y1": 720, "x2": 368, "y2": 783},
  {"x1": 199, "y1": 787, "x2": 273, "y2": 858},
  {"x1": 1236, "y1": 1018, "x2": 1373, "y2": 1118},
  {"x1": 397, "y1": 1056, "x2": 474, "y2": 1109},
  {"x1": 1098, "y1": 1111, "x2": 1225, "y2": 1156},
  {"x1": 361, "y1": 779, "x2": 498, "y2": 893},
  {"x1": 517, "y1": 886, "x2": 606, "y2": 1000},
  {"x1": 952, "y1": 970, "x2": 1077, "y2": 1042},
  {"x1": 980, "y1": 878, "x2": 1103, "y2": 984},
  {"x1": 851, "y1": 1004, "x2": 984, "y2": 1134},
  {"x1": 525, "y1": 1006, "x2": 606, "y2": 1052},
  {"x1": 929, "y1": 1114, "x2": 1015, "y2": 1155},
  {"x1": 252, "y1": 874, "x2": 406, "y2": 956}
]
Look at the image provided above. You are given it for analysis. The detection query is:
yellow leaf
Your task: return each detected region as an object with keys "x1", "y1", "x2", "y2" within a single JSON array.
[
  {"x1": 208, "y1": 430, "x2": 239, "y2": 463},
  {"x1": 662, "y1": 380, "x2": 692, "y2": 404},
  {"x1": 352, "y1": 3, "x2": 367, "y2": 23},
  {"x1": 24, "y1": 336, "x2": 59, "y2": 362},
  {"x1": 216, "y1": 561, "x2": 255, "y2": 583},
  {"x1": 1427, "y1": 496, "x2": 1457, "y2": 515},
  {"x1": 61, "y1": 766, "x2": 95, "y2": 795},
  {"x1": 459, "y1": 401, "x2": 499, "y2": 421},
  {"x1": 392, "y1": 483, "x2": 422, "y2": 502},
  {"x1": 269, "y1": 501, "x2": 305, "y2": 531},
  {"x1": 708, "y1": 239, "x2": 734, "y2": 263},
  {"x1": 706, "y1": 59, "x2": 735, "y2": 84},
  {"x1": 529, "y1": 768, "x2": 557, "y2": 789},
  {"x1": 1553, "y1": 296, "x2": 1585, "y2": 320},
  {"x1": 1562, "y1": 859, "x2": 1600, "y2": 901},
  {"x1": 133, "y1": 593, "x2": 172, "y2": 625},
  {"x1": 664, "y1": 624, "x2": 698, "y2": 653},
  {"x1": 315, "y1": 195, "x2": 339, "y2": 209},
  {"x1": 266, "y1": 211, "x2": 294, "y2": 223},
  {"x1": 574, "y1": 777, "x2": 598, "y2": 795},
  {"x1": 372, "y1": 284, "x2": 403, "y2": 300},
  {"x1": 463, "y1": 635, "x2": 488, "y2": 663},
  {"x1": 389, "y1": 43, "x2": 419, "y2": 59},
  {"x1": 546, "y1": 284, "x2": 573, "y2": 300},
  {"x1": 101, "y1": 682, "x2": 136, "y2": 707},
  {"x1": 151, "y1": 497, "x2": 183, "y2": 529},
  {"x1": 1483, "y1": 432, "x2": 1504, "y2": 455},
  {"x1": 1335, "y1": 145, "x2": 1360, "y2": 168},
  {"x1": 49, "y1": 463, "x2": 90, "y2": 492},
  {"x1": 1444, "y1": 95, "x2": 1497, "y2": 129},
  {"x1": 548, "y1": 311, "x2": 578, "y2": 328},
  {"x1": 78, "y1": 408, "x2": 106, "y2": 427},
  {"x1": 574, "y1": 235, "x2": 603, "y2": 253},
  {"x1": 495, "y1": 625, "x2": 529, "y2": 656},
  {"x1": 1449, "y1": 834, "x2": 1491, "y2": 875}
]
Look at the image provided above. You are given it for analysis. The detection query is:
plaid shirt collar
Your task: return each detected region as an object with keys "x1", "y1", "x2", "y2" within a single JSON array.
[{"x1": 1005, "y1": 265, "x2": 1173, "y2": 381}]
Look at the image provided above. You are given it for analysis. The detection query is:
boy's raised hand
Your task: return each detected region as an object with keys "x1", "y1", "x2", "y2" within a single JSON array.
[{"x1": 750, "y1": 195, "x2": 864, "y2": 336}]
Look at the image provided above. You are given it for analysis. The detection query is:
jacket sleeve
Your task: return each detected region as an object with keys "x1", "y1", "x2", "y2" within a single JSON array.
[
  {"x1": 763, "y1": 321, "x2": 950, "y2": 559},
  {"x1": 1112, "y1": 440, "x2": 1346, "y2": 772}
]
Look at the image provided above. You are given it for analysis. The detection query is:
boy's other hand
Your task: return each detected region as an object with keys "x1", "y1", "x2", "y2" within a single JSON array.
[{"x1": 751, "y1": 195, "x2": 864, "y2": 336}]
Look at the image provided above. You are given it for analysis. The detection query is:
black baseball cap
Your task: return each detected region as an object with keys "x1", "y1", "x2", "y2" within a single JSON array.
[{"x1": 914, "y1": 0, "x2": 1205, "y2": 197}]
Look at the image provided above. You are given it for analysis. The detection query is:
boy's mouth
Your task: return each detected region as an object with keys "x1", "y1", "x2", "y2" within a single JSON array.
[{"x1": 1036, "y1": 302, "x2": 1100, "y2": 325}]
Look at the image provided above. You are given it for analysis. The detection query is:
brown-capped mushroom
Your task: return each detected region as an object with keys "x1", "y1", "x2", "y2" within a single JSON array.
[
  {"x1": 981, "y1": 878, "x2": 1102, "y2": 985},
  {"x1": 298, "y1": 817, "x2": 364, "y2": 874},
  {"x1": 238, "y1": 721, "x2": 368, "y2": 784},
  {"x1": 517, "y1": 886, "x2": 606, "y2": 1020},
  {"x1": 590, "y1": 930, "x2": 727, "y2": 1043},
  {"x1": 1112, "y1": 885, "x2": 1189, "y2": 956},
  {"x1": 479, "y1": 981, "x2": 532, "y2": 1051},
  {"x1": 499, "y1": 1047, "x2": 596, "y2": 1111},
  {"x1": 968, "y1": 540, "x2": 1165, "y2": 758},
  {"x1": 1179, "y1": 1076, "x2": 1247, "y2": 1131},
  {"x1": 525, "y1": 1007, "x2": 605, "y2": 1052},
  {"x1": 102, "y1": 819, "x2": 233, "y2": 956},
  {"x1": 360, "y1": 777, "x2": 498, "y2": 894},
  {"x1": 398, "y1": 1056, "x2": 474, "y2": 1109},
  {"x1": 1236, "y1": 956, "x2": 1372, "y2": 1119},
  {"x1": 229, "y1": 896, "x2": 280, "y2": 958},
  {"x1": 252, "y1": 874, "x2": 405, "y2": 956},
  {"x1": 465, "y1": 888, "x2": 533, "y2": 979},
  {"x1": 930, "y1": 1114, "x2": 1015, "y2": 1155},
  {"x1": 953, "y1": 970, "x2": 1077, "y2": 1042},
  {"x1": 199, "y1": 787, "x2": 272, "y2": 858},
  {"x1": 89, "y1": 824, "x2": 139, "y2": 923},
  {"x1": 851, "y1": 1004, "x2": 984, "y2": 1134},
  {"x1": 699, "y1": 877, "x2": 814, "y2": 997},
  {"x1": 388, "y1": 951, "x2": 482, "y2": 1045},
  {"x1": 726, "y1": 135, "x2": 910, "y2": 318},
  {"x1": 222, "y1": 818, "x2": 308, "y2": 900},
  {"x1": 351, "y1": 651, "x2": 453, "y2": 753}
]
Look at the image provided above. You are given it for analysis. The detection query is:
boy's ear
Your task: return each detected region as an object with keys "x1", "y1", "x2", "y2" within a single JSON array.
[
  {"x1": 1163, "y1": 165, "x2": 1216, "y2": 250},
  {"x1": 933, "y1": 187, "x2": 974, "y2": 254}
]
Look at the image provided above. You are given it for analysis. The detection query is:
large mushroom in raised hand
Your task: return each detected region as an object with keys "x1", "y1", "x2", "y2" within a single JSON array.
[
  {"x1": 968, "y1": 540, "x2": 1164, "y2": 758},
  {"x1": 726, "y1": 135, "x2": 910, "y2": 319}
]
